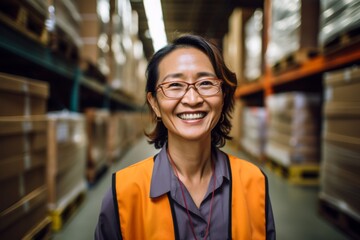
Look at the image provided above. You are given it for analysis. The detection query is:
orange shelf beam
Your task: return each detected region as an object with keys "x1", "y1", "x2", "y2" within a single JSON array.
[
  {"x1": 235, "y1": 80, "x2": 264, "y2": 98},
  {"x1": 272, "y1": 46, "x2": 360, "y2": 86},
  {"x1": 235, "y1": 44, "x2": 360, "y2": 99}
]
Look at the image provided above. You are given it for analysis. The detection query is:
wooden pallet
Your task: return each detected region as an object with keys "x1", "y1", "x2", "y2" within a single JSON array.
[
  {"x1": 49, "y1": 187, "x2": 86, "y2": 232},
  {"x1": 318, "y1": 197, "x2": 360, "y2": 239},
  {"x1": 22, "y1": 217, "x2": 52, "y2": 240},
  {"x1": 324, "y1": 26, "x2": 360, "y2": 56},
  {"x1": 0, "y1": 0, "x2": 48, "y2": 45},
  {"x1": 272, "y1": 48, "x2": 320, "y2": 74},
  {"x1": 266, "y1": 158, "x2": 320, "y2": 185}
]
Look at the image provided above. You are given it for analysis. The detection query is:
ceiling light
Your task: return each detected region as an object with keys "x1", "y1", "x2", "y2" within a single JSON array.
[{"x1": 143, "y1": 0, "x2": 167, "y2": 51}]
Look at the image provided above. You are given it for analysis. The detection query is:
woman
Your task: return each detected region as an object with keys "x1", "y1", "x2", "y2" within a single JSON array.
[{"x1": 95, "y1": 34, "x2": 276, "y2": 240}]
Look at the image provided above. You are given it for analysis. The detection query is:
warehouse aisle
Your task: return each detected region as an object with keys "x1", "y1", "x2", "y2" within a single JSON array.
[{"x1": 53, "y1": 137, "x2": 347, "y2": 240}]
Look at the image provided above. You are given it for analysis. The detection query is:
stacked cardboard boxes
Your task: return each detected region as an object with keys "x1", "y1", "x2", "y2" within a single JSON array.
[
  {"x1": 320, "y1": 66, "x2": 360, "y2": 220},
  {"x1": 47, "y1": 112, "x2": 87, "y2": 212},
  {"x1": 0, "y1": 73, "x2": 50, "y2": 239},
  {"x1": 107, "y1": 112, "x2": 129, "y2": 162},
  {"x1": 223, "y1": 8, "x2": 245, "y2": 85},
  {"x1": 240, "y1": 107, "x2": 267, "y2": 159},
  {"x1": 47, "y1": 0, "x2": 83, "y2": 60},
  {"x1": 265, "y1": 92, "x2": 321, "y2": 166},
  {"x1": 85, "y1": 108, "x2": 110, "y2": 183},
  {"x1": 107, "y1": 111, "x2": 150, "y2": 162}
]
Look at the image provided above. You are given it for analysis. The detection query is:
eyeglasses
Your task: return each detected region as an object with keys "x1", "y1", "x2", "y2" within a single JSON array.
[{"x1": 156, "y1": 78, "x2": 223, "y2": 99}]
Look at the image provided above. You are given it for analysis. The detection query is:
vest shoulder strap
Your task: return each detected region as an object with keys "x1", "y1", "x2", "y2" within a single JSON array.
[
  {"x1": 113, "y1": 157, "x2": 176, "y2": 239},
  {"x1": 228, "y1": 154, "x2": 267, "y2": 240}
]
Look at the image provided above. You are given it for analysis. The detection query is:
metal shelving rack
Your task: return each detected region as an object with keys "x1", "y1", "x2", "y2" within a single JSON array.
[{"x1": 0, "y1": 23, "x2": 141, "y2": 112}]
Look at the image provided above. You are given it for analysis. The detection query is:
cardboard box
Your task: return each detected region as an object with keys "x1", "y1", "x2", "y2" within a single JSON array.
[
  {"x1": 0, "y1": 72, "x2": 49, "y2": 116},
  {"x1": 0, "y1": 165, "x2": 45, "y2": 213},
  {"x1": 52, "y1": 158, "x2": 85, "y2": 207},
  {"x1": 269, "y1": 117, "x2": 317, "y2": 136},
  {"x1": 47, "y1": 113, "x2": 87, "y2": 207},
  {"x1": 323, "y1": 102, "x2": 360, "y2": 140},
  {"x1": 77, "y1": 0, "x2": 102, "y2": 66},
  {"x1": 0, "y1": 186, "x2": 48, "y2": 239},
  {"x1": 268, "y1": 129, "x2": 318, "y2": 148},
  {"x1": 265, "y1": 140, "x2": 319, "y2": 166},
  {"x1": 0, "y1": 116, "x2": 47, "y2": 180},
  {"x1": 321, "y1": 141, "x2": 360, "y2": 216},
  {"x1": 324, "y1": 67, "x2": 360, "y2": 102},
  {"x1": 85, "y1": 109, "x2": 110, "y2": 182}
]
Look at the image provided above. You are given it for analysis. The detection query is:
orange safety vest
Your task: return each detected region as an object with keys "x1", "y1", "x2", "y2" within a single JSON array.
[{"x1": 113, "y1": 154, "x2": 267, "y2": 240}]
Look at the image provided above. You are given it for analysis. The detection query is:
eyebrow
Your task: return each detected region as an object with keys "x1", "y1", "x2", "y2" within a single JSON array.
[{"x1": 161, "y1": 72, "x2": 217, "y2": 82}]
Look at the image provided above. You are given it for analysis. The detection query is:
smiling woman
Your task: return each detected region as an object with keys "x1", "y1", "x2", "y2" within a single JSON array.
[{"x1": 95, "y1": 34, "x2": 276, "y2": 240}]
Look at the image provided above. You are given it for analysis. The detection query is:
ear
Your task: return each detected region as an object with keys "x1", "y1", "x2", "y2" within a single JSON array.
[{"x1": 147, "y1": 92, "x2": 161, "y2": 118}]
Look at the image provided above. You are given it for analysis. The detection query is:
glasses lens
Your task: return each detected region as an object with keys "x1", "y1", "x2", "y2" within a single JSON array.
[
  {"x1": 196, "y1": 79, "x2": 221, "y2": 96},
  {"x1": 162, "y1": 82, "x2": 187, "y2": 98}
]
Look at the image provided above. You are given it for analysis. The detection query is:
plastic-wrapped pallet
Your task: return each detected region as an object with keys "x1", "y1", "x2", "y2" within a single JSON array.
[
  {"x1": 240, "y1": 107, "x2": 267, "y2": 159},
  {"x1": 265, "y1": 92, "x2": 321, "y2": 166},
  {"x1": 47, "y1": 111, "x2": 87, "y2": 211},
  {"x1": 244, "y1": 9, "x2": 263, "y2": 82},
  {"x1": 320, "y1": 66, "x2": 360, "y2": 224},
  {"x1": 266, "y1": 0, "x2": 320, "y2": 67},
  {"x1": 319, "y1": 0, "x2": 360, "y2": 48}
]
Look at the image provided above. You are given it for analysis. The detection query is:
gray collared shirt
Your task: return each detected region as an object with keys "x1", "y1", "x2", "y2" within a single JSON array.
[{"x1": 95, "y1": 147, "x2": 276, "y2": 240}]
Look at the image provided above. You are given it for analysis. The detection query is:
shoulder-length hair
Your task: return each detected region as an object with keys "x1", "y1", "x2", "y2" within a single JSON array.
[{"x1": 145, "y1": 34, "x2": 237, "y2": 149}]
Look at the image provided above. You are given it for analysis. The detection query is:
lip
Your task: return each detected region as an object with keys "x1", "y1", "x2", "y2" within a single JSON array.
[{"x1": 177, "y1": 111, "x2": 207, "y2": 121}]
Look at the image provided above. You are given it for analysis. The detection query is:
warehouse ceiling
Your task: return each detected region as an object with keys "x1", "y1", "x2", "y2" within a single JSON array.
[{"x1": 130, "y1": 0, "x2": 263, "y2": 60}]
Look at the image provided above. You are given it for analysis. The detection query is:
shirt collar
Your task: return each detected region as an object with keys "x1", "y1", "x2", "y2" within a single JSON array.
[{"x1": 150, "y1": 144, "x2": 230, "y2": 198}]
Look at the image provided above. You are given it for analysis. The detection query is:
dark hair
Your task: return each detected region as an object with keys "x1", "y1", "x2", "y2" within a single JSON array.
[{"x1": 145, "y1": 34, "x2": 237, "y2": 149}]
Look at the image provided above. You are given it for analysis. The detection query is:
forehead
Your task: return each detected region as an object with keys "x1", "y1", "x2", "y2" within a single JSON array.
[{"x1": 158, "y1": 47, "x2": 214, "y2": 77}]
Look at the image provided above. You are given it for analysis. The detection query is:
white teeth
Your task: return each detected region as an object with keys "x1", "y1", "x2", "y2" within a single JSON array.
[{"x1": 178, "y1": 113, "x2": 206, "y2": 120}]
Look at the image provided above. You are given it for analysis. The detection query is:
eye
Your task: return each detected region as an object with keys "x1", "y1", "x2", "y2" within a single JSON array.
[
  {"x1": 198, "y1": 79, "x2": 216, "y2": 87},
  {"x1": 165, "y1": 82, "x2": 186, "y2": 89}
]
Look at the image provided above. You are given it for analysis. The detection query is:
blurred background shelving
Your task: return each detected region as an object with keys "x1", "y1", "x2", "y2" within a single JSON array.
[{"x1": 0, "y1": 0, "x2": 359, "y2": 239}]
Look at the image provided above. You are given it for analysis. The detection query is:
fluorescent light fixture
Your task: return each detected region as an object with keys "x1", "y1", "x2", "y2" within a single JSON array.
[{"x1": 143, "y1": 0, "x2": 168, "y2": 51}]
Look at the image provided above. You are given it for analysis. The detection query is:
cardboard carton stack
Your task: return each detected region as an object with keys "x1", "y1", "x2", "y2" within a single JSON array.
[
  {"x1": 320, "y1": 66, "x2": 360, "y2": 220},
  {"x1": 0, "y1": 72, "x2": 50, "y2": 239},
  {"x1": 107, "y1": 112, "x2": 128, "y2": 162},
  {"x1": 85, "y1": 108, "x2": 110, "y2": 183},
  {"x1": 265, "y1": 92, "x2": 321, "y2": 166},
  {"x1": 47, "y1": 112, "x2": 87, "y2": 212},
  {"x1": 48, "y1": 0, "x2": 83, "y2": 60},
  {"x1": 240, "y1": 107, "x2": 267, "y2": 159}
]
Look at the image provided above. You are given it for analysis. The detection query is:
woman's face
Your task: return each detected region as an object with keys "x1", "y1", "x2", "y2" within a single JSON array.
[{"x1": 147, "y1": 47, "x2": 224, "y2": 143}]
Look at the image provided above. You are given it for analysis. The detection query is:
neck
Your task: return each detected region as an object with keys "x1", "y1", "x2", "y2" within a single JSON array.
[{"x1": 167, "y1": 136, "x2": 212, "y2": 182}]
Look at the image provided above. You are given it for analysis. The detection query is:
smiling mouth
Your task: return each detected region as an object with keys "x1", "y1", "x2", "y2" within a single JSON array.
[{"x1": 177, "y1": 112, "x2": 207, "y2": 120}]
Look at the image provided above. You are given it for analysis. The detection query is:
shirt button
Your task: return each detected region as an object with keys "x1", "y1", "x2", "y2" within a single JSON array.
[{"x1": 200, "y1": 230, "x2": 206, "y2": 238}]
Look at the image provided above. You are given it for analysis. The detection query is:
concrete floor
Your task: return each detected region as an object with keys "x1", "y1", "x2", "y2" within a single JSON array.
[{"x1": 53, "y1": 137, "x2": 348, "y2": 240}]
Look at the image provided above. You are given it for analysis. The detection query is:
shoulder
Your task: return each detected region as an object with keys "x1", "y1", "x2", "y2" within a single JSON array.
[
  {"x1": 227, "y1": 154, "x2": 265, "y2": 182},
  {"x1": 114, "y1": 156, "x2": 155, "y2": 192},
  {"x1": 116, "y1": 156, "x2": 154, "y2": 177}
]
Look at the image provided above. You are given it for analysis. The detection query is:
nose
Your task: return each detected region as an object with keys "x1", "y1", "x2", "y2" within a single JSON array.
[{"x1": 181, "y1": 86, "x2": 204, "y2": 105}]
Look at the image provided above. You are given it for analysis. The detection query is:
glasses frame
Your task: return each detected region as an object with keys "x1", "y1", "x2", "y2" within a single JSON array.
[{"x1": 156, "y1": 78, "x2": 223, "y2": 99}]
